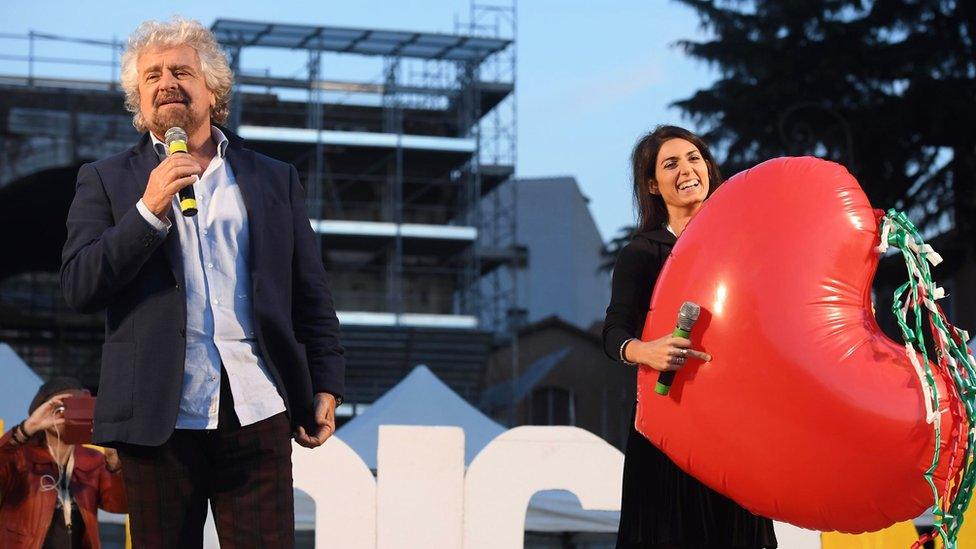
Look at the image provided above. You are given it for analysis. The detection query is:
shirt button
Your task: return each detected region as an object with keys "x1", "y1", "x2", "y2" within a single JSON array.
[
  {"x1": 203, "y1": 229, "x2": 209, "y2": 235},
  {"x1": 207, "y1": 263, "x2": 214, "y2": 269},
  {"x1": 213, "y1": 298, "x2": 220, "y2": 305}
]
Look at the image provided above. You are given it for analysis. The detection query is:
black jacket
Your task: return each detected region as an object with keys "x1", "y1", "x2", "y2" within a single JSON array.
[{"x1": 602, "y1": 228, "x2": 676, "y2": 362}]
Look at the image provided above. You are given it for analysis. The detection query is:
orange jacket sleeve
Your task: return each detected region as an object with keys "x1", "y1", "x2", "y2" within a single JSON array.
[{"x1": 97, "y1": 456, "x2": 128, "y2": 514}]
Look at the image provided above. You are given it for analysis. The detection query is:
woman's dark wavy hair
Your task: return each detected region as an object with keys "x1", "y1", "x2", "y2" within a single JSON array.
[{"x1": 631, "y1": 125, "x2": 723, "y2": 233}]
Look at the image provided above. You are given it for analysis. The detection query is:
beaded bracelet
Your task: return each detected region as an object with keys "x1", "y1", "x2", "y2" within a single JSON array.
[
  {"x1": 619, "y1": 338, "x2": 639, "y2": 366},
  {"x1": 10, "y1": 421, "x2": 29, "y2": 445}
]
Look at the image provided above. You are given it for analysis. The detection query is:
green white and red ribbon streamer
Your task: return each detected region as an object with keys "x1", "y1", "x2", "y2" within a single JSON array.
[{"x1": 878, "y1": 209, "x2": 976, "y2": 548}]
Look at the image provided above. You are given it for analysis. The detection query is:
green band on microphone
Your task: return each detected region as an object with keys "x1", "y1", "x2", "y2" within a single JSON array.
[{"x1": 656, "y1": 327, "x2": 692, "y2": 396}]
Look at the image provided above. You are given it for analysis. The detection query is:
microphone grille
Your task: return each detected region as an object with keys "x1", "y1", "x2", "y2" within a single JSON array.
[
  {"x1": 677, "y1": 301, "x2": 701, "y2": 331},
  {"x1": 164, "y1": 127, "x2": 188, "y2": 147}
]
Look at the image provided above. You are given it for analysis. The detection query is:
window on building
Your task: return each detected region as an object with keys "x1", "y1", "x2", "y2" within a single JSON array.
[{"x1": 530, "y1": 386, "x2": 576, "y2": 426}]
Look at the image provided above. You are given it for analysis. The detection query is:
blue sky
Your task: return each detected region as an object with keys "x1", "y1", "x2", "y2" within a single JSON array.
[{"x1": 3, "y1": 0, "x2": 716, "y2": 241}]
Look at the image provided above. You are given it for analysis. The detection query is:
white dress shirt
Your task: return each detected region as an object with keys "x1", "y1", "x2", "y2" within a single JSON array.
[{"x1": 137, "y1": 126, "x2": 286, "y2": 429}]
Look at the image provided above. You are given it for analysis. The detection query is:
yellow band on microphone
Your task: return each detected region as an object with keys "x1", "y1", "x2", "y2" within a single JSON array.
[
  {"x1": 179, "y1": 197, "x2": 198, "y2": 213},
  {"x1": 168, "y1": 140, "x2": 188, "y2": 155}
]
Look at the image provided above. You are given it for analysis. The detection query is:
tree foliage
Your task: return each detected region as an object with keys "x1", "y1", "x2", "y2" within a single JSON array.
[
  {"x1": 672, "y1": 0, "x2": 976, "y2": 268},
  {"x1": 601, "y1": 1, "x2": 975, "y2": 279}
]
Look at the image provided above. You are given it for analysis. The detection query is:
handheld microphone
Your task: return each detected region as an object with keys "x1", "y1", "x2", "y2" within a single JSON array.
[
  {"x1": 655, "y1": 301, "x2": 701, "y2": 396},
  {"x1": 164, "y1": 126, "x2": 197, "y2": 217}
]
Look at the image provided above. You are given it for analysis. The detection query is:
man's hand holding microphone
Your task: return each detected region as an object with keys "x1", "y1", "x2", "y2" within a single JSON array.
[{"x1": 142, "y1": 127, "x2": 202, "y2": 221}]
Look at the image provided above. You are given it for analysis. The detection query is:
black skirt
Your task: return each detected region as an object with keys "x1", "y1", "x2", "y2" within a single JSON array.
[{"x1": 616, "y1": 406, "x2": 778, "y2": 549}]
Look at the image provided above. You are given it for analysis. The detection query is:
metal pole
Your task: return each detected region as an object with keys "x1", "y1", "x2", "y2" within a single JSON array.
[
  {"x1": 383, "y1": 57, "x2": 404, "y2": 320},
  {"x1": 307, "y1": 48, "x2": 324, "y2": 223},
  {"x1": 508, "y1": 0, "x2": 520, "y2": 428},
  {"x1": 110, "y1": 36, "x2": 118, "y2": 89},
  {"x1": 227, "y1": 44, "x2": 243, "y2": 132},
  {"x1": 28, "y1": 30, "x2": 35, "y2": 86}
]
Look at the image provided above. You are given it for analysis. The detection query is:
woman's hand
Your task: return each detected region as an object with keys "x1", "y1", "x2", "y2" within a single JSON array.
[
  {"x1": 22, "y1": 396, "x2": 66, "y2": 437},
  {"x1": 624, "y1": 335, "x2": 711, "y2": 372}
]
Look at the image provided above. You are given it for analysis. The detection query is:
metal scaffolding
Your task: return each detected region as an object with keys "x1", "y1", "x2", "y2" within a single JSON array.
[{"x1": 0, "y1": 7, "x2": 520, "y2": 407}]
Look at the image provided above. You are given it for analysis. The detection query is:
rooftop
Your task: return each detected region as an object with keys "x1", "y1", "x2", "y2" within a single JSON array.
[{"x1": 211, "y1": 19, "x2": 511, "y2": 63}]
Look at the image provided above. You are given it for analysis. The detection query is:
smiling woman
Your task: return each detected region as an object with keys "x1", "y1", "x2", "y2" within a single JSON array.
[
  {"x1": 601, "y1": 125, "x2": 777, "y2": 548},
  {"x1": 650, "y1": 138, "x2": 710, "y2": 217},
  {"x1": 631, "y1": 125, "x2": 723, "y2": 237}
]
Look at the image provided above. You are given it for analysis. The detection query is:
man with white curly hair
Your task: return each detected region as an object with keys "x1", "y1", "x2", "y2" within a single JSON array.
[{"x1": 60, "y1": 16, "x2": 345, "y2": 548}]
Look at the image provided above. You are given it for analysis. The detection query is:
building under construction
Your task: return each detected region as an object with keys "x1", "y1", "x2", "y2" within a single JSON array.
[{"x1": 0, "y1": 6, "x2": 520, "y2": 417}]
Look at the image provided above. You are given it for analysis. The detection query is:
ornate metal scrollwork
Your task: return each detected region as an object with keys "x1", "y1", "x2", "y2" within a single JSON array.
[{"x1": 778, "y1": 101, "x2": 855, "y2": 170}]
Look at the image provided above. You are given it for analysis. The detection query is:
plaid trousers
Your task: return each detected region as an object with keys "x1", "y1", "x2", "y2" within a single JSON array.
[{"x1": 116, "y1": 369, "x2": 294, "y2": 548}]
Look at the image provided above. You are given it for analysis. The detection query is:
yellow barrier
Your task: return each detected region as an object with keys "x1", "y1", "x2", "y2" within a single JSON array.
[
  {"x1": 83, "y1": 444, "x2": 133, "y2": 549},
  {"x1": 822, "y1": 502, "x2": 976, "y2": 549}
]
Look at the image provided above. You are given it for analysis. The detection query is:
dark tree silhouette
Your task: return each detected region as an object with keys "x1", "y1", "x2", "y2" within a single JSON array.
[
  {"x1": 673, "y1": 0, "x2": 976, "y2": 272},
  {"x1": 594, "y1": 1, "x2": 976, "y2": 391},
  {"x1": 604, "y1": 1, "x2": 976, "y2": 279}
]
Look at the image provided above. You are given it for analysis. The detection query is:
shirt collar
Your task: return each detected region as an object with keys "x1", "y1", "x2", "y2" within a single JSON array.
[{"x1": 150, "y1": 125, "x2": 229, "y2": 160}]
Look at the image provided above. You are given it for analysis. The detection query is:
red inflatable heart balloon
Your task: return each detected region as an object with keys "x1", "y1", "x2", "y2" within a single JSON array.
[{"x1": 636, "y1": 157, "x2": 966, "y2": 533}]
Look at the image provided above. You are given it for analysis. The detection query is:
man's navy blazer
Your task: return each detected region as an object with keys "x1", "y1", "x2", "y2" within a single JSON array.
[{"x1": 60, "y1": 130, "x2": 345, "y2": 446}]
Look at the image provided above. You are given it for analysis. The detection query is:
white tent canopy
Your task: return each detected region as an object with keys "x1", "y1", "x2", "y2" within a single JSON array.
[
  {"x1": 338, "y1": 364, "x2": 506, "y2": 469},
  {"x1": 0, "y1": 344, "x2": 43, "y2": 429},
  {"x1": 335, "y1": 364, "x2": 619, "y2": 533}
]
